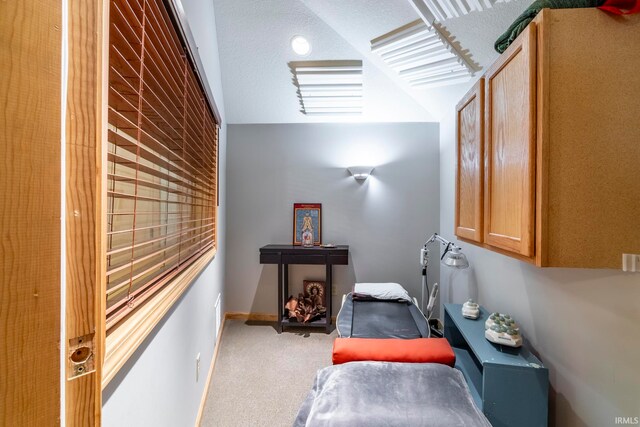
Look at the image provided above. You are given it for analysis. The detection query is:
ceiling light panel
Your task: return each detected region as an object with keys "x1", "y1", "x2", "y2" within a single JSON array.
[
  {"x1": 410, "y1": 0, "x2": 519, "y2": 22},
  {"x1": 371, "y1": 20, "x2": 473, "y2": 89},
  {"x1": 290, "y1": 61, "x2": 363, "y2": 115}
]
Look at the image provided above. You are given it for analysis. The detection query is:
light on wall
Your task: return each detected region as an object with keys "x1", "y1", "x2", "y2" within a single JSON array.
[{"x1": 347, "y1": 166, "x2": 374, "y2": 180}]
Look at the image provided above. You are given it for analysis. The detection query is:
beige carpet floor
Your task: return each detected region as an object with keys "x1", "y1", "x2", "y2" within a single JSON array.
[{"x1": 200, "y1": 320, "x2": 337, "y2": 427}]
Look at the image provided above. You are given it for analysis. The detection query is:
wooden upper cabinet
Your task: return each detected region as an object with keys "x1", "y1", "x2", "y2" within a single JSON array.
[
  {"x1": 483, "y1": 24, "x2": 536, "y2": 258},
  {"x1": 455, "y1": 79, "x2": 484, "y2": 243},
  {"x1": 454, "y1": 9, "x2": 640, "y2": 268}
]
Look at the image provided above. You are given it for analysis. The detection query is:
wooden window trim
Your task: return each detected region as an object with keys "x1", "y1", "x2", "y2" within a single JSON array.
[
  {"x1": 101, "y1": 0, "x2": 222, "y2": 388},
  {"x1": 62, "y1": 0, "x2": 222, "y2": 419},
  {"x1": 102, "y1": 245, "x2": 216, "y2": 387}
]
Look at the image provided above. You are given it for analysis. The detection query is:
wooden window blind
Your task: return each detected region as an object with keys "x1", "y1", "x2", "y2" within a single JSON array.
[{"x1": 106, "y1": 0, "x2": 218, "y2": 331}]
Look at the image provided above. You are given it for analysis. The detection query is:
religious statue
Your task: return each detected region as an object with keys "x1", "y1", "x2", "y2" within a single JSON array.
[
  {"x1": 283, "y1": 287, "x2": 326, "y2": 323},
  {"x1": 301, "y1": 212, "x2": 314, "y2": 247}
]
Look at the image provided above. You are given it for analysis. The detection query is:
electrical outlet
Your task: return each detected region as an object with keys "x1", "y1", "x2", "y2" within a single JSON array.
[
  {"x1": 622, "y1": 254, "x2": 640, "y2": 272},
  {"x1": 332, "y1": 286, "x2": 337, "y2": 296},
  {"x1": 196, "y1": 353, "x2": 200, "y2": 382},
  {"x1": 215, "y1": 293, "x2": 221, "y2": 338}
]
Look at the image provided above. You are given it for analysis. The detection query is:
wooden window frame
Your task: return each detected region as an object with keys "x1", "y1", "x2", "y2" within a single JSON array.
[
  {"x1": 3, "y1": 1, "x2": 63, "y2": 424},
  {"x1": 101, "y1": 0, "x2": 222, "y2": 387},
  {"x1": 64, "y1": 4, "x2": 222, "y2": 418},
  {"x1": 102, "y1": 247, "x2": 217, "y2": 385}
]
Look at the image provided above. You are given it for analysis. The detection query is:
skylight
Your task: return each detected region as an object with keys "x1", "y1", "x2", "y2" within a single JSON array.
[
  {"x1": 290, "y1": 61, "x2": 363, "y2": 115},
  {"x1": 410, "y1": 0, "x2": 520, "y2": 23},
  {"x1": 371, "y1": 20, "x2": 474, "y2": 89}
]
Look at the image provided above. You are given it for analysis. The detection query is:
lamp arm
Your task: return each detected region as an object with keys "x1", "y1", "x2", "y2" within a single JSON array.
[
  {"x1": 424, "y1": 233, "x2": 450, "y2": 248},
  {"x1": 422, "y1": 234, "x2": 453, "y2": 268},
  {"x1": 420, "y1": 233, "x2": 469, "y2": 321},
  {"x1": 441, "y1": 242, "x2": 454, "y2": 261},
  {"x1": 424, "y1": 233, "x2": 462, "y2": 253}
]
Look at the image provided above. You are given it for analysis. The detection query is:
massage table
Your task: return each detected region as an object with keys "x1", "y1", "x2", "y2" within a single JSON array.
[
  {"x1": 336, "y1": 292, "x2": 430, "y2": 339},
  {"x1": 294, "y1": 283, "x2": 490, "y2": 426},
  {"x1": 293, "y1": 361, "x2": 491, "y2": 427}
]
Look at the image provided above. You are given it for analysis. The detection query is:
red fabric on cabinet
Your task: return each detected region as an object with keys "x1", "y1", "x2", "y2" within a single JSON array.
[{"x1": 598, "y1": 0, "x2": 640, "y2": 14}]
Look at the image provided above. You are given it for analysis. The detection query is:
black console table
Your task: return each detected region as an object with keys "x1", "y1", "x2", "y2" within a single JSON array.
[{"x1": 259, "y1": 244, "x2": 349, "y2": 333}]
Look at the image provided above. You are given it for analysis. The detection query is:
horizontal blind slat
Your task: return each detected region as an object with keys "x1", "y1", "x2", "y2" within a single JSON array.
[
  {"x1": 107, "y1": 190, "x2": 213, "y2": 207},
  {"x1": 107, "y1": 223, "x2": 214, "y2": 256},
  {"x1": 144, "y1": 0, "x2": 186, "y2": 78},
  {"x1": 142, "y1": 53, "x2": 184, "y2": 110},
  {"x1": 111, "y1": 0, "x2": 142, "y2": 46},
  {"x1": 106, "y1": 235, "x2": 214, "y2": 299},
  {"x1": 104, "y1": 242, "x2": 214, "y2": 329},
  {"x1": 107, "y1": 148, "x2": 210, "y2": 195},
  {"x1": 107, "y1": 122, "x2": 215, "y2": 192},
  {"x1": 107, "y1": 173, "x2": 214, "y2": 202},
  {"x1": 106, "y1": 226, "x2": 214, "y2": 276},
  {"x1": 106, "y1": 0, "x2": 218, "y2": 330},
  {"x1": 108, "y1": 217, "x2": 214, "y2": 236},
  {"x1": 146, "y1": 0, "x2": 186, "y2": 66}
]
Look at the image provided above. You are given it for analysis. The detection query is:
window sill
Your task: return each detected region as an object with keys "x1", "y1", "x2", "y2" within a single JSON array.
[{"x1": 102, "y1": 248, "x2": 217, "y2": 388}]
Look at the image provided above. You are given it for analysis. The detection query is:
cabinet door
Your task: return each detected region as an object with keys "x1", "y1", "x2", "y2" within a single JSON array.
[
  {"x1": 455, "y1": 79, "x2": 484, "y2": 243},
  {"x1": 484, "y1": 24, "x2": 536, "y2": 257}
]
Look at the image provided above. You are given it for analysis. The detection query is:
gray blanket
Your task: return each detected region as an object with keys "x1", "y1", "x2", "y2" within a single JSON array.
[{"x1": 293, "y1": 362, "x2": 490, "y2": 427}]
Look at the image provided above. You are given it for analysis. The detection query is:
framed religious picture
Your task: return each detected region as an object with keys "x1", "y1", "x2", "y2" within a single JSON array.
[
  {"x1": 303, "y1": 280, "x2": 327, "y2": 320},
  {"x1": 293, "y1": 203, "x2": 321, "y2": 246},
  {"x1": 304, "y1": 280, "x2": 325, "y2": 301}
]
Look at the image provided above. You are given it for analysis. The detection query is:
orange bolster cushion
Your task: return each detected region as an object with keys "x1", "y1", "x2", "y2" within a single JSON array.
[{"x1": 332, "y1": 338, "x2": 456, "y2": 367}]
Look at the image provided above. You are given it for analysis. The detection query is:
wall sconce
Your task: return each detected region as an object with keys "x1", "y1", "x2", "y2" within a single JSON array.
[{"x1": 347, "y1": 166, "x2": 374, "y2": 180}]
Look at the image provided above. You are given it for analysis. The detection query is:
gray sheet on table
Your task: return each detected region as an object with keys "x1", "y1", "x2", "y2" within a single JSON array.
[
  {"x1": 293, "y1": 361, "x2": 491, "y2": 427},
  {"x1": 337, "y1": 293, "x2": 430, "y2": 339}
]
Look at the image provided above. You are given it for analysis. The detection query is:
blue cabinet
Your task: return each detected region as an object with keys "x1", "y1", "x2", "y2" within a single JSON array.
[{"x1": 444, "y1": 304, "x2": 549, "y2": 427}]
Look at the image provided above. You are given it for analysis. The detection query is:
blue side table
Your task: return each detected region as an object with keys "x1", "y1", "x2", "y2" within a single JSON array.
[{"x1": 444, "y1": 304, "x2": 549, "y2": 427}]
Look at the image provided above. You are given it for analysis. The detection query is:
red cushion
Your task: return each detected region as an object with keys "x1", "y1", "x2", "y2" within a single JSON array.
[{"x1": 332, "y1": 338, "x2": 456, "y2": 366}]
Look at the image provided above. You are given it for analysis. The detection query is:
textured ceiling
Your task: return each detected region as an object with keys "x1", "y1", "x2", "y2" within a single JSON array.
[{"x1": 213, "y1": 0, "x2": 530, "y2": 123}]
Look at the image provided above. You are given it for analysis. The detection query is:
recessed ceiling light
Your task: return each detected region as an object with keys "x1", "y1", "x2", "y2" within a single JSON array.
[{"x1": 291, "y1": 35, "x2": 311, "y2": 56}]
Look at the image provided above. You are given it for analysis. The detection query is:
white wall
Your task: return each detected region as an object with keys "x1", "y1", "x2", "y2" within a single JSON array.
[
  {"x1": 439, "y1": 88, "x2": 640, "y2": 426},
  {"x1": 225, "y1": 123, "x2": 440, "y2": 315},
  {"x1": 102, "y1": 0, "x2": 227, "y2": 425}
]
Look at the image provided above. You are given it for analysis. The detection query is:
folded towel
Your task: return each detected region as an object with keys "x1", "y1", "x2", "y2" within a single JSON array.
[{"x1": 495, "y1": 0, "x2": 602, "y2": 54}]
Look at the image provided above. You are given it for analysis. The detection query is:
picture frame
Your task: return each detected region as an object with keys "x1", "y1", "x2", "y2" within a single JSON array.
[
  {"x1": 303, "y1": 280, "x2": 326, "y2": 302},
  {"x1": 293, "y1": 203, "x2": 322, "y2": 246}
]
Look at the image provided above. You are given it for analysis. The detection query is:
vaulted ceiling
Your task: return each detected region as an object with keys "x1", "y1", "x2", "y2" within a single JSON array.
[{"x1": 213, "y1": 0, "x2": 530, "y2": 123}]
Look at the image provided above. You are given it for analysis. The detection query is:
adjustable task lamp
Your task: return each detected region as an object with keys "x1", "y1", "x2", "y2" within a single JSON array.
[{"x1": 420, "y1": 233, "x2": 469, "y2": 320}]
